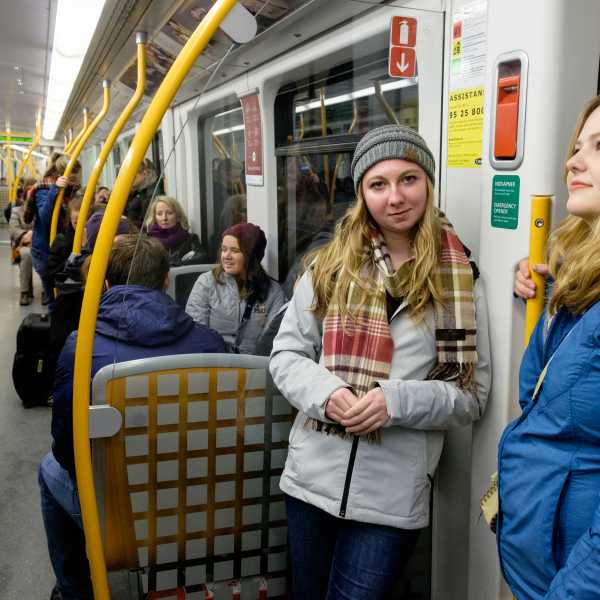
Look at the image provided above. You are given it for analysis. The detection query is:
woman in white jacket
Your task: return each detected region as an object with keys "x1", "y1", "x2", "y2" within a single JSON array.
[{"x1": 270, "y1": 124, "x2": 492, "y2": 599}]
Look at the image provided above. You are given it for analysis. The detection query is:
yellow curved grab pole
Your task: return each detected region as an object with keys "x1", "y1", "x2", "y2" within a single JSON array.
[
  {"x1": 73, "y1": 2, "x2": 238, "y2": 597},
  {"x1": 66, "y1": 108, "x2": 89, "y2": 155},
  {"x1": 11, "y1": 115, "x2": 41, "y2": 203},
  {"x1": 73, "y1": 33, "x2": 147, "y2": 254},
  {"x1": 64, "y1": 128, "x2": 73, "y2": 153},
  {"x1": 524, "y1": 195, "x2": 552, "y2": 346},
  {"x1": 50, "y1": 88, "x2": 111, "y2": 246}
]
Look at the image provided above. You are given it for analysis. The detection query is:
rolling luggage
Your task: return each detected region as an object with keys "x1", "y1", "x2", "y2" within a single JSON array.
[{"x1": 12, "y1": 312, "x2": 54, "y2": 408}]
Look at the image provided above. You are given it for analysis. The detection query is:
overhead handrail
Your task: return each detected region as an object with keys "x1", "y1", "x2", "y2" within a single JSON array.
[
  {"x1": 65, "y1": 108, "x2": 89, "y2": 155},
  {"x1": 50, "y1": 84, "x2": 111, "y2": 246},
  {"x1": 73, "y1": 33, "x2": 147, "y2": 254},
  {"x1": 72, "y1": 1, "x2": 240, "y2": 597},
  {"x1": 10, "y1": 114, "x2": 41, "y2": 203}
]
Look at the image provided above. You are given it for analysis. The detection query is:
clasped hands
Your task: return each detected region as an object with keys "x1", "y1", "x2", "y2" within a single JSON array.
[{"x1": 325, "y1": 387, "x2": 389, "y2": 436}]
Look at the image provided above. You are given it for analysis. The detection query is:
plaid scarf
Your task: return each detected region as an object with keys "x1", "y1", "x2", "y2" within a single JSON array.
[{"x1": 311, "y1": 213, "x2": 477, "y2": 439}]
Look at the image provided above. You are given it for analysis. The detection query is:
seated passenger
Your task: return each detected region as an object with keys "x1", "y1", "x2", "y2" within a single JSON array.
[
  {"x1": 186, "y1": 222, "x2": 286, "y2": 354},
  {"x1": 38, "y1": 235, "x2": 226, "y2": 600},
  {"x1": 94, "y1": 185, "x2": 110, "y2": 204},
  {"x1": 124, "y1": 158, "x2": 157, "y2": 228},
  {"x1": 46, "y1": 194, "x2": 83, "y2": 287},
  {"x1": 9, "y1": 187, "x2": 34, "y2": 305},
  {"x1": 145, "y1": 195, "x2": 208, "y2": 265}
]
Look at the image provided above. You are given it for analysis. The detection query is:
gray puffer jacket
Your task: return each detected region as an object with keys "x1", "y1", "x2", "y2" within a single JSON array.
[
  {"x1": 186, "y1": 270, "x2": 287, "y2": 355},
  {"x1": 270, "y1": 271, "x2": 492, "y2": 529}
]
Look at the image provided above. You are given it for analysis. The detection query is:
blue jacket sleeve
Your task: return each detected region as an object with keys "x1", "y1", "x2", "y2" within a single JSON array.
[
  {"x1": 518, "y1": 311, "x2": 546, "y2": 411},
  {"x1": 37, "y1": 185, "x2": 60, "y2": 228},
  {"x1": 50, "y1": 332, "x2": 77, "y2": 477},
  {"x1": 545, "y1": 499, "x2": 600, "y2": 598}
]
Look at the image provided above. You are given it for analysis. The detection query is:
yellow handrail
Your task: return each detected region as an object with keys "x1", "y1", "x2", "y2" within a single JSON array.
[
  {"x1": 11, "y1": 114, "x2": 41, "y2": 203},
  {"x1": 50, "y1": 87, "x2": 111, "y2": 246},
  {"x1": 65, "y1": 108, "x2": 89, "y2": 155},
  {"x1": 72, "y1": 1, "x2": 238, "y2": 597},
  {"x1": 73, "y1": 34, "x2": 147, "y2": 254},
  {"x1": 524, "y1": 195, "x2": 552, "y2": 346},
  {"x1": 64, "y1": 128, "x2": 73, "y2": 153}
]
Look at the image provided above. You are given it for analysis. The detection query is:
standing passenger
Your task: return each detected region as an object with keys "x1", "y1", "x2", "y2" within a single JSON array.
[
  {"x1": 270, "y1": 125, "x2": 491, "y2": 599},
  {"x1": 498, "y1": 96, "x2": 600, "y2": 599},
  {"x1": 124, "y1": 158, "x2": 157, "y2": 228},
  {"x1": 9, "y1": 188, "x2": 34, "y2": 305},
  {"x1": 24, "y1": 153, "x2": 81, "y2": 308},
  {"x1": 186, "y1": 222, "x2": 286, "y2": 354}
]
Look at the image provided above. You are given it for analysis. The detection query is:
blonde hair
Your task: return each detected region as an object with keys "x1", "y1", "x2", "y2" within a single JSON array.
[
  {"x1": 548, "y1": 95, "x2": 600, "y2": 315},
  {"x1": 145, "y1": 195, "x2": 189, "y2": 230},
  {"x1": 309, "y1": 178, "x2": 442, "y2": 322}
]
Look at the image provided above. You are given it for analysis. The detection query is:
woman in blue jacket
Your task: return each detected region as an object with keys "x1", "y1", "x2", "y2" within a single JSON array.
[
  {"x1": 498, "y1": 95, "x2": 600, "y2": 599},
  {"x1": 24, "y1": 152, "x2": 81, "y2": 308}
]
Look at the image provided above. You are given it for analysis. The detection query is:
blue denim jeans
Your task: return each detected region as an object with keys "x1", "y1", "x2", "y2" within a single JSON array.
[
  {"x1": 31, "y1": 252, "x2": 55, "y2": 311},
  {"x1": 285, "y1": 494, "x2": 420, "y2": 600},
  {"x1": 39, "y1": 452, "x2": 92, "y2": 600}
]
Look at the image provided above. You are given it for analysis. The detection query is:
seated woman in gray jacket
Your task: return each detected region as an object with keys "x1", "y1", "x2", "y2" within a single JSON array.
[
  {"x1": 270, "y1": 125, "x2": 492, "y2": 600},
  {"x1": 186, "y1": 222, "x2": 286, "y2": 354}
]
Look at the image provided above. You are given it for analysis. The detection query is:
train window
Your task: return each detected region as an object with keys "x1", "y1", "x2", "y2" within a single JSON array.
[
  {"x1": 274, "y1": 49, "x2": 419, "y2": 289},
  {"x1": 198, "y1": 101, "x2": 247, "y2": 259}
]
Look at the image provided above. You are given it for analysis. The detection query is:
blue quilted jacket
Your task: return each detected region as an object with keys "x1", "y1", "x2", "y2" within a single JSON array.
[
  {"x1": 51, "y1": 284, "x2": 226, "y2": 477},
  {"x1": 498, "y1": 303, "x2": 600, "y2": 599}
]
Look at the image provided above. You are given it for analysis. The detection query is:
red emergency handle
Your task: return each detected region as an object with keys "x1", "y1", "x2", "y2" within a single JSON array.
[{"x1": 494, "y1": 75, "x2": 520, "y2": 159}]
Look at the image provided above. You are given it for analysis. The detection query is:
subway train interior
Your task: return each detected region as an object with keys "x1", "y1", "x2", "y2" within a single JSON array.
[{"x1": 1, "y1": 0, "x2": 600, "y2": 599}]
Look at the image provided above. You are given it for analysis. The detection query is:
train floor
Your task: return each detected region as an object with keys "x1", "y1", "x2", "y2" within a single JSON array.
[{"x1": 0, "y1": 223, "x2": 56, "y2": 600}]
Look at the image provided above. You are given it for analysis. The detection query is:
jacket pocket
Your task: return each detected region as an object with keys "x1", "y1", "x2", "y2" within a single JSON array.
[{"x1": 551, "y1": 472, "x2": 571, "y2": 570}]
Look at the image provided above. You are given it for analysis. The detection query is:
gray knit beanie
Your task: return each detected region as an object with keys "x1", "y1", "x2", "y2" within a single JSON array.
[{"x1": 351, "y1": 124, "x2": 435, "y2": 192}]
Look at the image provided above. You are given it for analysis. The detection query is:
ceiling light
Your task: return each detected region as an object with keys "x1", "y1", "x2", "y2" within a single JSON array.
[
  {"x1": 42, "y1": 0, "x2": 106, "y2": 141},
  {"x1": 295, "y1": 78, "x2": 418, "y2": 114},
  {"x1": 9, "y1": 145, "x2": 47, "y2": 160}
]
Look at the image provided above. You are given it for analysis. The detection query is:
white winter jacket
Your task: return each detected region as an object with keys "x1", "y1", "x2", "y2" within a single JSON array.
[{"x1": 270, "y1": 271, "x2": 492, "y2": 529}]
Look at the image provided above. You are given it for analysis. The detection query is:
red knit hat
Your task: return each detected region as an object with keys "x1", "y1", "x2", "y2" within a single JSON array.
[{"x1": 222, "y1": 222, "x2": 267, "y2": 263}]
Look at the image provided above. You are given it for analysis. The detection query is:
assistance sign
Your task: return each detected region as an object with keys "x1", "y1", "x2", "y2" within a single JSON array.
[
  {"x1": 447, "y1": 85, "x2": 484, "y2": 168},
  {"x1": 491, "y1": 175, "x2": 520, "y2": 229}
]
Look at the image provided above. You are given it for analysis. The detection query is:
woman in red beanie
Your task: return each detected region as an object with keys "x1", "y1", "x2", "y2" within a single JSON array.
[{"x1": 185, "y1": 222, "x2": 286, "y2": 354}]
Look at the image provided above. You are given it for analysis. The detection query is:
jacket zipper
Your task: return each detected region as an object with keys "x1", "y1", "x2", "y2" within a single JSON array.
[{"x1": 339, "y1": 436, "x2": 359, "y2": 518}]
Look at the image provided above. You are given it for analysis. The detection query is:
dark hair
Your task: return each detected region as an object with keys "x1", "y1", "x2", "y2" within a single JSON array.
[
  {"x1": 106, "y1": 235, "x2": 169, "y2": 290},
  {"x1": 214, "y1": 247, "x2": 272, "y2": 303}
]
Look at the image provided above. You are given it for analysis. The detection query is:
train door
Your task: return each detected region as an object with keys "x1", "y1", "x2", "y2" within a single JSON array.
[{"x1": 263, "y1": 5, "x2": 453, "y2": 598}]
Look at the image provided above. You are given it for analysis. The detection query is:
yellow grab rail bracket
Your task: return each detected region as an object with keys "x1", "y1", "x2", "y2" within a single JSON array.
[
  {"x1": 72, "y1": 2, "x2": 241, "y2": 598},
  {"x1": 524, "y1": 195, "x2": 552, "y2": 347},
  {"x1": 73, "y1": 34, "x2": 147, "y2": 254}
]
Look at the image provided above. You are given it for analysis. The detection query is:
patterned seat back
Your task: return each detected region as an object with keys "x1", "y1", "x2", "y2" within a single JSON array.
[{"x1": 90, "y1": 353, "x2": 292, "y2": 596}]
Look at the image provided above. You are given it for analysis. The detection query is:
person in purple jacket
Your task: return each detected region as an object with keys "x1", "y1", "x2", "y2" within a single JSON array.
[{"x1": 38, "y1": 234, "x2": 225, "y2": 600}]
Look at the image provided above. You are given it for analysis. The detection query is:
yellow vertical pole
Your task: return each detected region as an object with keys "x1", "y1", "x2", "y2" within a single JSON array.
[
  {"x1": 524, "y1": 195, "x2": 552, "y2": 346},
  {"x1": 11, "y1": 115, "x2": 41, "y2": 203},
  {"x1": 50, "y1": 85, "x2": 111, "y2": 246},
  {"x1": 72, "y1": 2, "x2": 238, "y2": 598},
  {"x1": 66, "y1": 108, "x2": 89, "y2": 155},
  {"x1": 73, "y1": 33, "x2": 147, "y2": 254},
  {"x1": 65, "y1": 128, "x2": 73, "y2": 153}
]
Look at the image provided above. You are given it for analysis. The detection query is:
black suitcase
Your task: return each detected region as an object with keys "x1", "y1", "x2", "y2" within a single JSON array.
[{"x1": 12, "y1": 313, "x2": 55, "y2": 408}]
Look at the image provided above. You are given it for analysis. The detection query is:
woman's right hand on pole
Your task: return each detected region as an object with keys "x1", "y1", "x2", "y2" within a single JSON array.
[
  {"x1": 514, "y1": 258, "x2": 549, "y2": 299},
  {"x1": 325, "y1": 387, "x2": 358, "y2": 423}
]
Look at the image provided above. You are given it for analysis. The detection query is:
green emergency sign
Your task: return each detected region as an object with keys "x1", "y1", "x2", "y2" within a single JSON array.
[{"x1": 491, "y1": 175, "x2": 520, "y2": 229}]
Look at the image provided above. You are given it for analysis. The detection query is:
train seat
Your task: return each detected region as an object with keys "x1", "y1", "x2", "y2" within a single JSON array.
[
  {"x1": 166, "y1": 264, "x2": 217, "y2": 308},
  {"x1": 89, "y1": 353, "x2": 292, "y2": 597}
]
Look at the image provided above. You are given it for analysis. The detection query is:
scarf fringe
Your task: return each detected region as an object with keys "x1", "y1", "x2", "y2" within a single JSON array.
[
  {"x1": 426, "y1": 362, "x2": 476, "y2": 392},
  {"x1": 304, "y1": 416, "x2": 380, "y2": 444}
]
